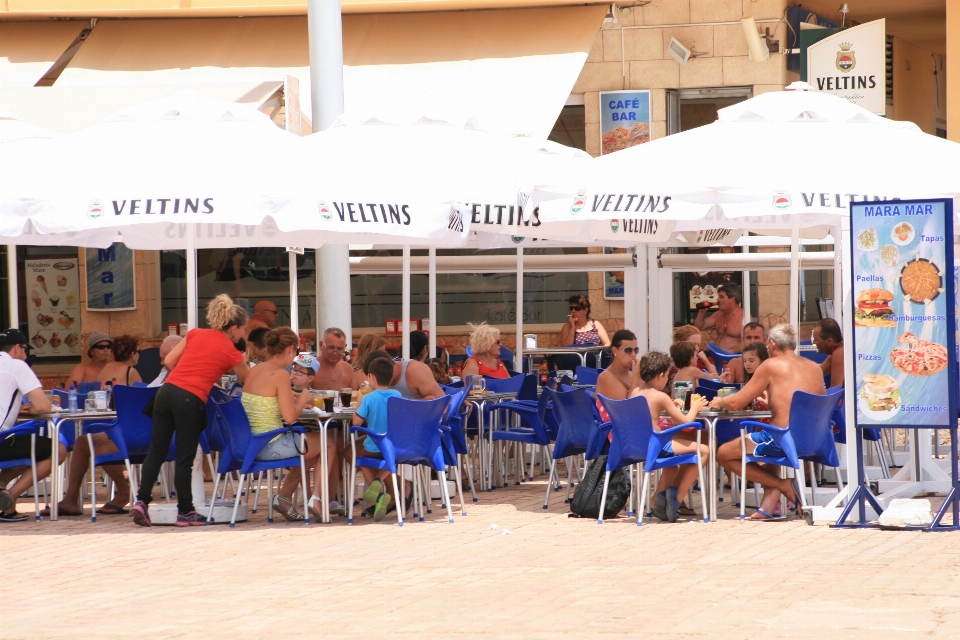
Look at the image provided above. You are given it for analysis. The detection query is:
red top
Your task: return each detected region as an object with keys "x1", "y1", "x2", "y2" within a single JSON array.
[
  {"x1": 164, "y1": 328, "x2": 244, "y2": 402},
  {"x1": 468, "y1": 356, "x2": 509, "y2": 379}
]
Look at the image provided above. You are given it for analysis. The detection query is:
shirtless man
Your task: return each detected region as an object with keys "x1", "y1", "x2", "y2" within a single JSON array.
[
  {"x1": 724, "y1": 322, "x2": 765, "y2": 383},
  {"x1": 66, "y1": 331, "x2": 112, "y2": 385},
  {"x1": 711, "y1": 323, "x2": 825, "y2": 519},
  {"x1": 362, "y1": 350, "x2": 444, "y2": 400},
  {"x1": 310, "y1": 327, "x2": 354, "y2": 391},
  {"x1": 695, "y1": 283, "x2": 746, "y2": 353},
  {"x1": 813, "y1": 318, "x2": 844, "y2": 388}
]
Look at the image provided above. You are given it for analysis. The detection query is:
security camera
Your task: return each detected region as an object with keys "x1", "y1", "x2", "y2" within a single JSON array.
[
  {"x1": 741, "y1": 17, "x2": 769, "y2": 62},
  {"x1": 668, "y1": 38, "x2": 692, "y2": 65}
]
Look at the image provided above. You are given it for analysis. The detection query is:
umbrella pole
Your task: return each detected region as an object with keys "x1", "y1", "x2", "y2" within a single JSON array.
[
  {"x1": 428, "y1": 247, "x2": 436, "y2": 360},
  {"x1": 5, "y1": 245, "x2": 17, "y2": 329},
  {"x1": 289, "y1": 250, "x2": 299, "y2": 336},
  {"x1": 831, "y1": 224, "x2": 843, "y2": 330},
  {"x1": 186, "y1": 224, "x2": 198, "y2": 329},
  {"x1": 789, "y1": 215, "x2": 800, "y2": 333},
  {"x1": 515, "y1": 247, "x2": 523, "y2": 372},
  {"x1": 402, "y1": 245, "x2": 410, "y2": 360}
]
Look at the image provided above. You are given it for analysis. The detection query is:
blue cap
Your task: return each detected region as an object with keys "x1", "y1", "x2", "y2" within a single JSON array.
[{"x1": 294, "y1": 353, "x2": 319, "y2": 374}]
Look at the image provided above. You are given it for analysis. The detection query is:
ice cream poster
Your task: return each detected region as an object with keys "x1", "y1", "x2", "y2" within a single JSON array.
[
  {"x1": 24, "y1": 259, "x2": 82, "y2": 357},
  {"x1": 850, "y1": 199, "x2": 956, "y2": 428},
  {"x1": 86, "y1": 243, "x2": 136, "y2": 311}
]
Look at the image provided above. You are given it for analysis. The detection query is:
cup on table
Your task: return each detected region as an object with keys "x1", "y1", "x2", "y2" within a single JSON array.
[
  {"x1": 339, "y1": 388, "x2": 353, "y2": 408},
  {"x1": 46, "y1": 390, "x2": 60, "y2": 409},
  {"x1": 84, "y1": 397, "x2": 96, "y2": 412},
  {"x1": 321, "y1": 391, "x2": 335, "y2": 413}
]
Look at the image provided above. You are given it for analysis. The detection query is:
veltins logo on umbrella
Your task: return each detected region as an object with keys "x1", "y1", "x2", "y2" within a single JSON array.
[
  {"x1": 87, "y1": 200, "x2": 104, "y2": 219},
  {"x1": 836, "y1": 42, "x2": 856, "y2": 73},
  {"x1": 318, "y1": 200, "x2": 332, "y2": 221},
  {"x1": 772, "y1": 193, "x2": 792, "y2": 210},
  {"x1": 610, "y1": 219, "x2": 620, "y2": 233},
  {"x1": 570, "y1": 190, "x2": 587, "y2": 214}
]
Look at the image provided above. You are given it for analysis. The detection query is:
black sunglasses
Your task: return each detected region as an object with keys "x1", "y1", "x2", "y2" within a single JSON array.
[
  {"x1": 619, "y1": 347, "x2": 640, "y2": 355},
  {"x1": 569, "y1": 306, "x2": 584, "y2": 312},
  {"x1": 92, "y1": 343, "x2": 112, "y2": 350}
]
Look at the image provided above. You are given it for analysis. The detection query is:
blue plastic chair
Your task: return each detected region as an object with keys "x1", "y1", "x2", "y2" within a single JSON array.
[
  {"x1": 80, "y1": 385, "x2": 159, "y2": 521},
  {"x1": 705, "y1": 343, "x2": 741, "y2": 371},
  {"x1": 542, "y1": 387, "x2": 602, "y2": 509},
  {"x1": 347, "y1": 395, "x2": 453, "y2": 526},
  {"x1": 488, "y1": 391, "x2": 554, "y2": 487},
  {"x1": 133, "y1": 347, "x2": 162, "y2": 385},
  {"x1": 438, "y1": 389, "x2": 474, "y2": 513},
  {"x1": 574, "y1": 366, "x2": 603, "y2": 386},
  {"x1": 829, "y1": 389, "x2": 888, "y2": 481},
  {"x1": 736, "y1": 387, "x2": 843, "y2": 519},
  {"x1": 76, "y1": 381, "x2": 102, "y2": 394},
  {"x1": 205, "y1": 395, "x2": 309, "y2": 526},
  {"x1": 0, "y1": 421, "x2": 46, "y2": 520},
  {"x1": 598, "y1": 394, "x2": 706, "y2": 525},
  {"x1": 696, "y1": 378, "x2": 737, "y2": 392},
  {"x1": 799, "y1": 350, "x2": 829, "y2": 365},
  {"x1": 53, "y1": 388, "x2": 88, "y2": 450}
]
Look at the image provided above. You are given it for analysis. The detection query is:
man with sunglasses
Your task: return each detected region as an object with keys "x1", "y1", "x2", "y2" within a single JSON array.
[
  {"x1": 245, "y1": 300, "x2": 280, "y2": 337},
  {"x1": 67, "y1": 331, "x2": 113, "y2": 386},
  {"x1": 0, "y1": 328, "x2": 64, "y2": 522},
  {"x1": 310, "y1": 327, "x2": 354, "y2": 392}
]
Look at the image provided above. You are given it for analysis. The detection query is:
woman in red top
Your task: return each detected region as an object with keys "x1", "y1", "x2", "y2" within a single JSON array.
[
  {"x1": 461, "y1": 323, "x2": 510, "y2": 379},
  {"x1": 132, "y1": 294, "x2": 250, "y2": 527}
]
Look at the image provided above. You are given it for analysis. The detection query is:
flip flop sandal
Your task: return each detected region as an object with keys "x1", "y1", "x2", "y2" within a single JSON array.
[
  {"x1": 363, "y1": 479, "x2": 384, "y2": 505},
  {"x1": 748, "y1": 508, "x2": 785, "y2": 521},
  {"x1": 273, "y1": 496, "x2": 304, "y2": 522},
  {"x1": 39, "y1": 506, "x2": 83, "y2": 517},
  {"x1": 677, "y1": 505, "x2": 697, "y2": 516},
  {"x1": 98, "y1": 504, "x2": 129, "y2": 515},
  {"x1": 0, "y1": 510, "x2": 29, "y2": 523}
]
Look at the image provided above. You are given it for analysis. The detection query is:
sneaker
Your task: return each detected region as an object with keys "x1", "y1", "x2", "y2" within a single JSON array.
[
  {"x1": 328, "y1": 500, "x2": 346, "y2": 517},
  {"x1": 175, "y1": 510, "x2": 210, "y2": 527},
  {"x1": 363, "y1": 479, "x2": 383, "y2": 504},
  {"x1": 0, "y1": 510, "x2": 29, "y2": 523},
  {"x1": 373, "y1": 492, "x2": 392, "y2": 522},
  {"x1": 131, "y1": 500, "x2": 152, "y2": 527},
  {"x1": 652, "y1": 491, "x2": 668, "y2": 521},
  {"x1": 666, "y1": 486, "x2": 680, "y2": 523}
]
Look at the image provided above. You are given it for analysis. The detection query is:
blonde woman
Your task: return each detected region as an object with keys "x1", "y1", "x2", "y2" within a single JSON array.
[
  {"x1": 461, "y1": 323, "x2": 509, "y2": 379},
  {"x1": 132, "y1": 294, "x2": 250, "y2": 528},
  {"x1": 352, "y1": 333, "x2": 386, "y2": 389}
]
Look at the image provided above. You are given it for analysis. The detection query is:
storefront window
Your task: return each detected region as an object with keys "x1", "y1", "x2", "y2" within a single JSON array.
[
  {"x1": 548, "y1": 105, "x2": 587, "y2": 151},
  {"x1": 666, "y1": 87, "x2": 752, "y2": 135},
  {"x1": 161, "y1": 247, "x2": 588, "y2": 333}
]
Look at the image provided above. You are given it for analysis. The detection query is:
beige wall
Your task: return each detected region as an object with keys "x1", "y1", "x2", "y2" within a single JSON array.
[
  {"x1": 892, "y1": 37, "x2": 939, "y2": 134},
  {"x1": 572, "y1": 0, "x2": 789, "y2": 156},
  {"x1": 950, "y1": 0, "x2": 960, "y2": 142}
]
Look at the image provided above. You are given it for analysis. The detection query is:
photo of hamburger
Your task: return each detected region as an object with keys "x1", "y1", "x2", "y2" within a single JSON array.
[
  {"x1": 854, "y1": 288, "x2": 895, "y2": 327},
  {"x1": 858, "y1": 373, "x2": 901, "y2": 421}
]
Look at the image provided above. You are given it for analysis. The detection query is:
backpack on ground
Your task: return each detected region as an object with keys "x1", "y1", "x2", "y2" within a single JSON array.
[{"x1": 569, "y1": 454, "x2": 630, "y2": 519}]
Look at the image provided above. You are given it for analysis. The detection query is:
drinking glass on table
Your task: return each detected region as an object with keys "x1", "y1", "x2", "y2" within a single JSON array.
[
  {"x1": 339, "y1": 388, "x2": 353, "y2": 409},
  {"x1": 322, "y1": 391, "x2": 335, "y2": 413},
  {"x1": 85, "y1": 397, "x2": 96, "y2": 412}
]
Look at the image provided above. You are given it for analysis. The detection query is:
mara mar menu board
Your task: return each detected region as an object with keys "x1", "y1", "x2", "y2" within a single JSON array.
[{"x1": 850, "y1": 199, "x2": 956, "y2": 428}]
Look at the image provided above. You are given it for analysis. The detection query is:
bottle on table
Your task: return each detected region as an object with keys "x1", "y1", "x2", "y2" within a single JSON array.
[{"x1": 67, "y1": 385, "x2": 77, "y2": 413}]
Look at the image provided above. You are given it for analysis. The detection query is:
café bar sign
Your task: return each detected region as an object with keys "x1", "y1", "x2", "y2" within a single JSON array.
[{"x1": 807, "y1": 19, "x2": 885, "y2": 115}]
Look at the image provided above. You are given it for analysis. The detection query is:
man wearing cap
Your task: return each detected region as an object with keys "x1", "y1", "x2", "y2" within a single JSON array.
[
  {"x1": 245, "y1": 300, "x2": 279, "y2": 337},
  {"x1": 0, "y1": 328, "x2": 65, "y2": 522},
  {"x1": 67, "y1": 331, "x2": 112, "y2": 386}
]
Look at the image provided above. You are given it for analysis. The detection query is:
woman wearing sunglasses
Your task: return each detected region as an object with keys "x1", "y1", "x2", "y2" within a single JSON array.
[{"x1": 555, "y1": 295, "x2": 610, "y2": 371}]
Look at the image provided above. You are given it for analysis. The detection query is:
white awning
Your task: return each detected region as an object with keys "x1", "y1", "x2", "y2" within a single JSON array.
[{"x1": 8, "y1": 6, "x2": 604, "y2": 137}]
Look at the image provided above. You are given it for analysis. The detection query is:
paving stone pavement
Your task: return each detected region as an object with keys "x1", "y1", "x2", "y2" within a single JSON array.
[{"x1": 1, "y1": 476, "x2": 958, "y2": 639}]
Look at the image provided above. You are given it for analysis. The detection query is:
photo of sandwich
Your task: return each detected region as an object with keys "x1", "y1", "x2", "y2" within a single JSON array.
[
  {"x1": 858, "y1": 373, "x2": 901, "y2": 421},
  {"x1": 854, "y1": 288, "x2": 896, "y2": 327}
]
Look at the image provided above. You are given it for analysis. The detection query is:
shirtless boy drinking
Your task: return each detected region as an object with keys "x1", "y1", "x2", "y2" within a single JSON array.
[{"x1": 695, "y1": 283, "x2": 746, "y2": 353}]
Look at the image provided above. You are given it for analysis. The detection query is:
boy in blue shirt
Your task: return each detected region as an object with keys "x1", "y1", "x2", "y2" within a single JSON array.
[{"x1": 353, "y1": 356, "x2": 401, "y2": 521}]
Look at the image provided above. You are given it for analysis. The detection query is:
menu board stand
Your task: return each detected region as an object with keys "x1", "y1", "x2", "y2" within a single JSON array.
[{"x1": 834, "y1": 199, "x2": 959, "y2": 531}]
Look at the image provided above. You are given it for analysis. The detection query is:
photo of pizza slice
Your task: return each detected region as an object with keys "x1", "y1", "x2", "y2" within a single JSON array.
[{"x1": 889, "y1": 331, "x2": 948, "y2": 376}]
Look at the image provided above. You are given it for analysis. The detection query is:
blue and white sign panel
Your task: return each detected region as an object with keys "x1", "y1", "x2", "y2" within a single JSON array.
[
  {"x1": 850, "y1": 199, "x2": 956, "y2": 428},
  {"x1": 85, "y1": 243, "x2": 136, "y2": 311}
]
